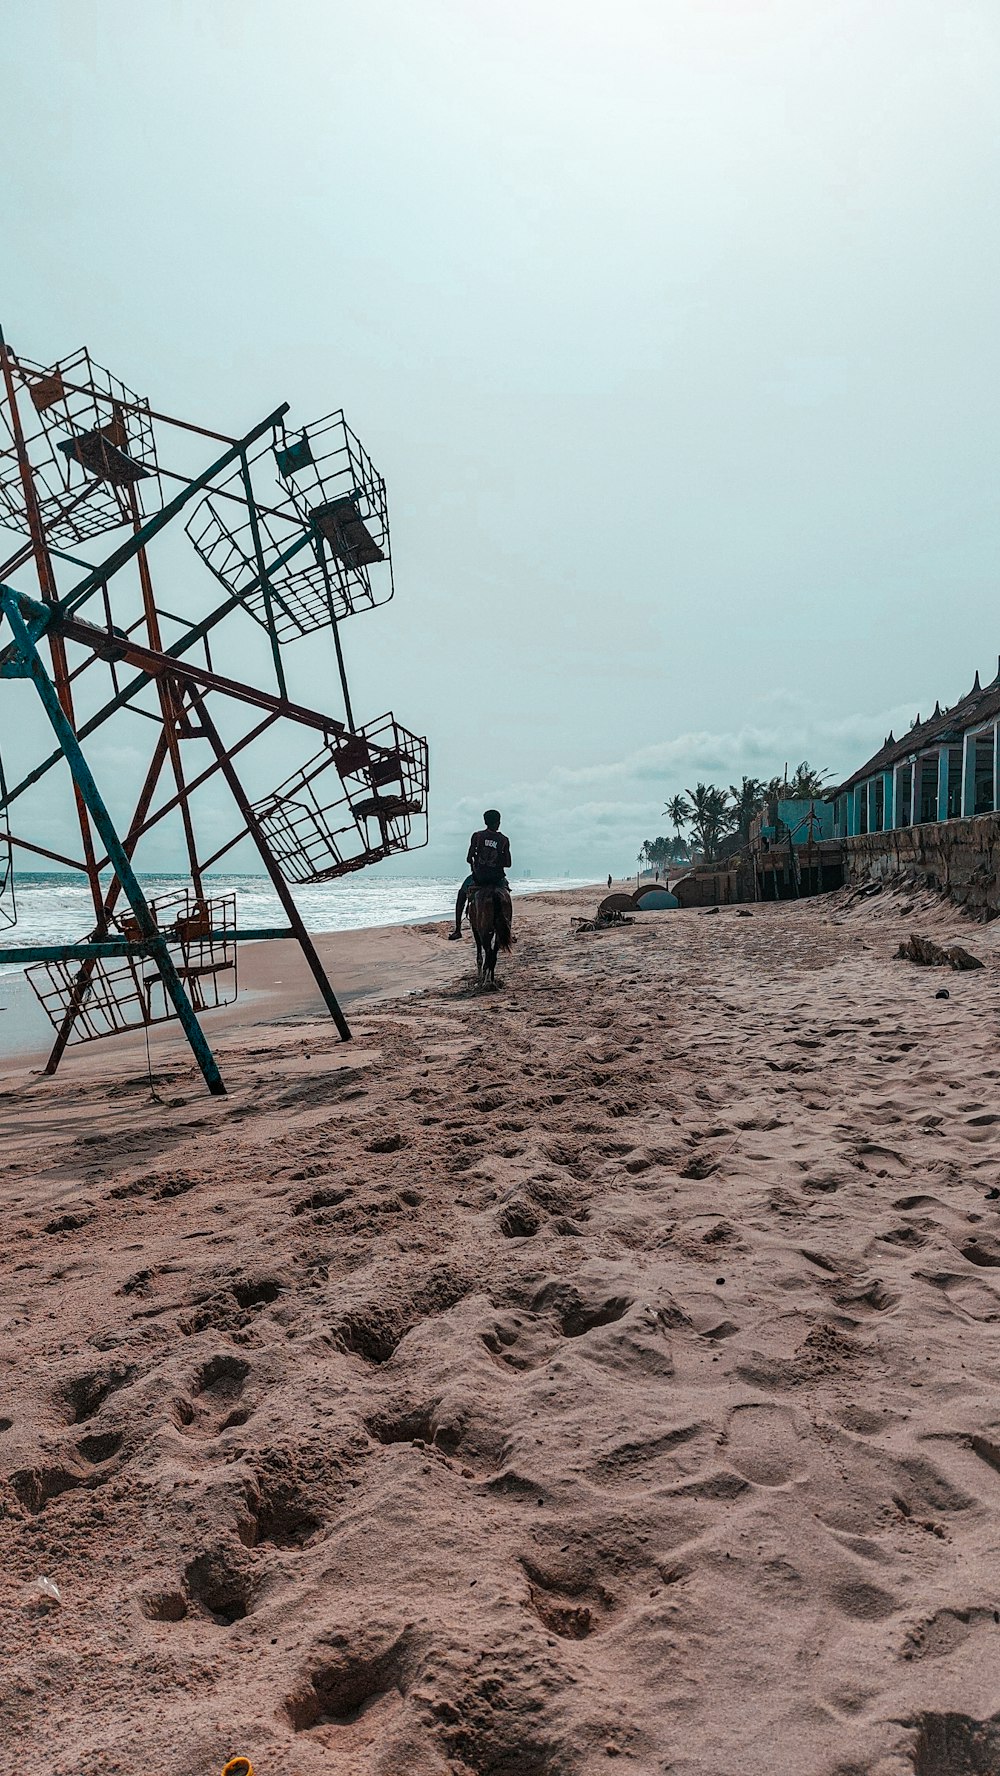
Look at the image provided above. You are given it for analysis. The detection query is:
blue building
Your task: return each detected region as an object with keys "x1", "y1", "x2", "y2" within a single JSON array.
[
  {"x1": 829, "y1": 665, "x2": 1000, "y2": 837},
  {"x1": 755, "y1": 797, "x2": 835, "y2": 847},
  {"x1": 748, "y1": 794, "x2": 843, "y2": 898}
]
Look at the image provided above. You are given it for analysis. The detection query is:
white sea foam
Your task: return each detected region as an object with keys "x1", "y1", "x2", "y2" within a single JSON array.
[{"x1": 0, "y1": 871, "x2": 593, "y2": 970}]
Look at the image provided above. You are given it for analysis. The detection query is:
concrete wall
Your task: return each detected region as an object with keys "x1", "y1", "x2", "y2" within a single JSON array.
[
  {"x1": 845, "y1": 812, "x2": 1000, "y2": 918},
  {"x1": 672, "y1": 869, "x2": 739, "y2": 907}
]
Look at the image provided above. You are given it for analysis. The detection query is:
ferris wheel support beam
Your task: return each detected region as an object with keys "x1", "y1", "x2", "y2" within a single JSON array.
[
  {"x1": 0, "y1": 586, "x2": 226, "y2": 1096},
  {"x1": 59, "y1": 403, "x2": 290, "y2": 619},
  {"x1": 0, "y1": 528, "x2": 316, "y2": 813},
  {"x1": 190, "y1": 687, "x2": 353, "y2": 1044}
]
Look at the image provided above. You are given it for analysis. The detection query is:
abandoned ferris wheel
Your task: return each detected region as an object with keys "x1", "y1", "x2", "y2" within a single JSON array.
[{"x1": 0, "y1": 331, "x2": 429, "y2": 1094}]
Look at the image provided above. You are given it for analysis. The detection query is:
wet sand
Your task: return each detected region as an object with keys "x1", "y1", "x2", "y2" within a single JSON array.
[
  {"x1": 0, "y1": 914, "x2": 475, "y2": 1073},
  {"x1": 3, "y1": 883, "x2": 1000, "y2": 1775},
  {"x1": 0, "y1": 886, "x2": 604, "y2": 1072}
]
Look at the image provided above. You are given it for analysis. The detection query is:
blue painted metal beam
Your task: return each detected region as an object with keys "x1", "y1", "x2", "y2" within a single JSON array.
[
  {"x1": 0, "y1": 590, "x2": 227, "y2": 1095},
  {"x1": 0, "y1": 928, "x2": 295, "y2": 964}
]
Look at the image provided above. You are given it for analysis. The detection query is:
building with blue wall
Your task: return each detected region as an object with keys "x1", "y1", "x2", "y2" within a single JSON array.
[
  {"x1": 755, "y1": 797, "x2": 835, "y2": 847},
  {"x1": 830, "y1": 665, "x2": 1000, "y2": 838},
  {"x1": 748, "y1": 794, "x2": 843, "y2": 898}
]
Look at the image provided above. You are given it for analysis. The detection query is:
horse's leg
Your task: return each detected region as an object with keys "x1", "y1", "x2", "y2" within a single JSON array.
[{"x1": 490, "y1": 902, "x2": 500, "y2": 987}]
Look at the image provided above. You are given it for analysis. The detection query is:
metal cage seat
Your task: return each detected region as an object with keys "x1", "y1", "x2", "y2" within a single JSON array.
[
  {"x1": 56, "y1": 426, "x2": 152, "y2": 487},
  {"x1": 185, "y1": 430, "x2": 393, "y2": 644},
  {"x1": 25, "y1": 886, "x2": 237, "y2": 1044},
  {"x1": 251, "y1": 714, "x2": 428, "y2": 884},
  {"x1": 310, "y1": 493, "x2": 384, "y2": 568},
  {"x1": 274, "y1": 412, "x2": 387, "y2": 538},
  {"x1": 275, "y1": 410, "x2": 391, "y2": 594},
  {"x1": 0, "y1": 347, "x2": 160, "y2": 545}
]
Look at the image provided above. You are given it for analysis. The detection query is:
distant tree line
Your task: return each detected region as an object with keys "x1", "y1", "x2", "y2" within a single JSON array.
[{"x1": 637, "y1": 762, "x2": 830, "y2": 872}]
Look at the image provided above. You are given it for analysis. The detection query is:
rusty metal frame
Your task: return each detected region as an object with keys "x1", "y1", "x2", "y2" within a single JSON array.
[{"x1": 0, "y1": 328, "x2": 429, "y2": 1092}]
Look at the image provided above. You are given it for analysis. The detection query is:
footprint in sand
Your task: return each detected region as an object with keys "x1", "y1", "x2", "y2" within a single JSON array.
[
  {"x1": 852, "y1": 1143, "x2": 909, "y2": 1178},
  {"x1": 900, "y1": 1605, "x2": 993, "y2": 1662},
  {"x1": 519, "y1": 1554, "x2": 618, "y2": 1639},
  {"x1": 920, "y1": 1272, "x2": 1000, "y2": 1323},
  {"x1": 907, "y1": 1711, "x2": 1000, "y2": 1772},
  {"x1": 173, "y1": 1353, "x2": 252, "y2": 1437},
  {"x1": 836, "y1": 1404, "x2": 902, "y2": 1436},
  {"x1": 828, "y1": 1574, "x2": 898, "y2": 1622},
  {"x1": 285, "y1": 1627, "x2": 411, "y2": 1734},
  {"x1": 480, "y1": 1285, "x2": 636, "y2": 1374},
  {"x1": 57, "y1": 1363, "x2": 137, "y2": 1423},
  {"x1": 724, "y1": 1403, "x2": 808, "y2": 1487},
  {"x1": 877, "y1": 1224, "x2": 928, "y2": 1250},
  {"x1": 958, "y1": 1233, "x2": 1000, "y2": 1269}
]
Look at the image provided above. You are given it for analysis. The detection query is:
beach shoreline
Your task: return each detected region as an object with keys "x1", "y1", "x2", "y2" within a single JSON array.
[{"x1": 0, "y1": 881, "x2": 605, "y2": 1075}]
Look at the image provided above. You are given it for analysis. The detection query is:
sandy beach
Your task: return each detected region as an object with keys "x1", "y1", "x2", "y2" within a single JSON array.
[
  {"x1": 3, "y1": 882, "x2": 1000, "y2": 1776},
  {"x1": 0, "y1": 907, "x2": 482, "y2": 1072}
]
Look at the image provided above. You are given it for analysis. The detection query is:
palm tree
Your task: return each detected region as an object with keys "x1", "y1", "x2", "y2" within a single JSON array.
[
  {"x1": 728, "y1": 776, "x2": 765, "y2": 840},
  {"x1": 762, "y1": 762, "x2": 831, "y2": 802},
  {"x1": 646, "y1": 834, "x2": 673, "y2": 877},
  {"x1": 685, "y1": 782, "x2": 733, "y2": 863},
  {"x1": 664, "y1": 794, "x2": 691, "y2": 846},
  {"x1": 786, "y1": 760, "x2": 831, "y2": 799}
]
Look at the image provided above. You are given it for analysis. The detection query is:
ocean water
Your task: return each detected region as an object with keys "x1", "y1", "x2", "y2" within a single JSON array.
[{"x1": 0, "y1": 871, "x2": 594, "y2": 972}]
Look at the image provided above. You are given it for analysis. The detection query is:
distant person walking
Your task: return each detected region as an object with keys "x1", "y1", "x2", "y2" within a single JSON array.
[{"x1": 607, "y1": 873, "x2": 613, "y2": 889}]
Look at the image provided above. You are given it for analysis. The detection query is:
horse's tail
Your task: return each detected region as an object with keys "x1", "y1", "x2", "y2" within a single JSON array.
[{"x1": 495, "y1": 890, "x2": 513, "y2": 951}]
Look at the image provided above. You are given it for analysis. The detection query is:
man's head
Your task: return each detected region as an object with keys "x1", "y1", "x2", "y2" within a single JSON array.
[{"x1": 483, "y1": 809, "x2": 501, "y2": 830}]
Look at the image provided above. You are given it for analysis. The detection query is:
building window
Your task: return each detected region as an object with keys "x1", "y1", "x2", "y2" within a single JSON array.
[
  {"x1": 974, "y1": 736, "x2": 994, "y2": 814},
  {"x1": 947, "y1": 746, "x2": 963, "y2": 819},
  {"x1": 918, "y1": 758, "x2": 937, "y2": 824}
]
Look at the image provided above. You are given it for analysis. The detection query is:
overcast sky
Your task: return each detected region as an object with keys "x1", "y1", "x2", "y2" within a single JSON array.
[{"x1": 3, "y1": 0, "x2": 999, "y2": 878}]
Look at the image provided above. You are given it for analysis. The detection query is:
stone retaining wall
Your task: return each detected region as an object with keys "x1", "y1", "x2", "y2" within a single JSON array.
[{"x1": 845, "y1": 813, "x2": 1000, "y2": 918}]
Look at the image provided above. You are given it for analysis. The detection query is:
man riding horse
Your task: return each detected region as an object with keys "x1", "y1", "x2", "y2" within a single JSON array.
[
  {"x1": 449, "y1": 811, "x2": 514, "y2": 984},
  {"x1": 449, "y1": 809, "x2": 511, "y2": 939}
]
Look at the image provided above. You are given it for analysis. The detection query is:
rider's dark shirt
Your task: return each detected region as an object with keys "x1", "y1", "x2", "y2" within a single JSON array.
[{"x1": 468, "y1": 828, "x2": 511, "y2": 886}]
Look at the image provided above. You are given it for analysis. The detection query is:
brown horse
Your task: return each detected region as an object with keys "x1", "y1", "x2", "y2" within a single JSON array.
[{"x1": 466, "y1": 885, "x2": 512, "y2": 986}]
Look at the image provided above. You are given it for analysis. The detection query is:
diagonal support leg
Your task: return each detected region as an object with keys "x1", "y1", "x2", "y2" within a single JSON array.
[
  {"x1": 1, "y1": 591, "x2": 226, "y2": 1096},
  {"x1": 44, "y1": 729, "x2": 171, "y2": 1075},
  {"x1": 189, "y1": 689, "x2": 352, "y2": 1042}
]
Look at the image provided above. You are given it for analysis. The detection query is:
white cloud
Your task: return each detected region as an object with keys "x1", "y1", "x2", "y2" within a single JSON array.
[{"x1": 427, "y1": 696, "x2": 925, "y2": 876}]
